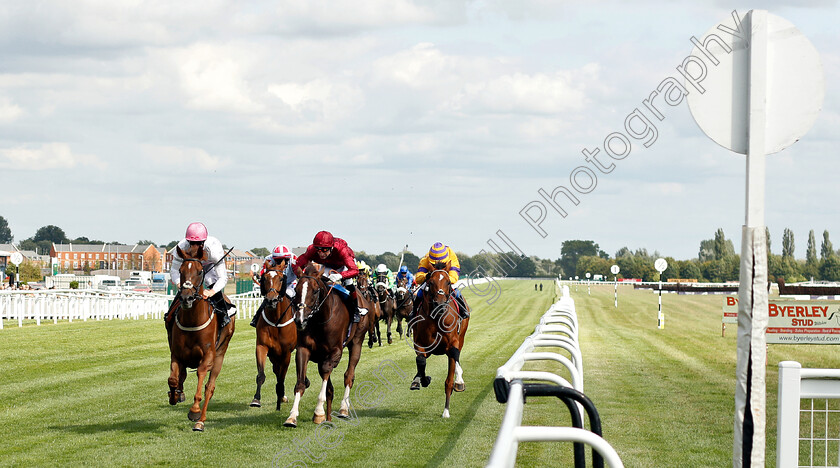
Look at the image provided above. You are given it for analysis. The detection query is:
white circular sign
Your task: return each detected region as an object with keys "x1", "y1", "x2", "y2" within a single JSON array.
[
  {"x1": 610, "y1": 264, "x2": 620, "y2": 275},
  {"x1": 654, "y1": 258, "x2": 668, "y2": 273},
  {"x1": 250, "y1": 263, "x2": 260, "y2": 274},
  {"x1": 585, "y1": 273, "x2": 591, "y2": 278},
  {"x1": 10, "y1": 252, "x2": 23, "y2": 266},
  {"x1": 686, "y1": 11, "x2": 824, "y2": 155}
]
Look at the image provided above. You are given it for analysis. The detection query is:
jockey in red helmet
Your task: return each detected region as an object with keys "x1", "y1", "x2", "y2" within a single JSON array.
[{"x1": 294, "y1": 231, "x2": 365, "y2": 342}]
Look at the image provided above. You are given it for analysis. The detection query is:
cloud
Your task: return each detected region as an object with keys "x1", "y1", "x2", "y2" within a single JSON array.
[
  {"x1": 267, "y1": 78, "x2": 364, "y2": 121},
  {"x1": 0, "y1": 96, "x2": 23, "y2": 121},
  {"x1": 0, "y1": 143, "x2": 104, "y2": 170},
  {"x1": 142, "y1": 145, "x2": 230, "y2": 171}
]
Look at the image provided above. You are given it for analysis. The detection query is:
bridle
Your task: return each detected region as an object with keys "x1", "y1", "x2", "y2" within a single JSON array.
[
  {"x1": 179, "y1": 258, "x2": 207, "y2": 309},
  {"x1": 294, "y1": 265, "x2": 334, "y2": 327},
  {"x1": 260, "y1": 265, "x2": 295, "y2": 328},
  {"x1": 425, "y1": 269, "x2": 455, "y2": 316}
]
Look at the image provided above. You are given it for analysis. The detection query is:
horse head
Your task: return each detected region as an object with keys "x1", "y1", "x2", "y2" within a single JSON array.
[
  {"x1": 396, "y1": 276, "x2": 409, "y2": 300},
  {"x1": 425, "y1": 262, "x2": 452, "y2": 307},
  {"x1": 176, "y1": 244, "x2": 208, "y2": 310},
  {"x1": 261, "y1": 260, "x2": 288, "y2": 309},
  {"x1": 293, "y1": 262, "x2": 327, "y2": 330},
  {"x1": 375, "y1": 281, "x2": 389, "y2": 302}
]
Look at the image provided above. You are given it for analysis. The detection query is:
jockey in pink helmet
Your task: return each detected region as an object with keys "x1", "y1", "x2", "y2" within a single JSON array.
[
  {"x1": 165, "y1": 222, "x2": 237, "y2": 335},
  {"x1": 250, "y1": 244, "x2": 298, "y2": 328}
]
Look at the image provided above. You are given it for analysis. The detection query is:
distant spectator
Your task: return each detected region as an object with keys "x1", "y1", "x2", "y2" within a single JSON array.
[{"x1": 540, "y1": 283, "x2": 543, "y2": 291}]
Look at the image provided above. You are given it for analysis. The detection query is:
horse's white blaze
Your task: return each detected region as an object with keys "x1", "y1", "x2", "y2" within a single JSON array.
[
  {"x1": 455, "y1": 362, "x2": 464, "y2": 384},
  {"x1": 340, "y1": 385, "x2": 351, "y2": 412},
  {"x1": 442, "y1": 409, "x2": 450, "y2": 418},
  {"x1": 183, "y1": 281, "x2": 193, "y2": 289},
  {"x1": 437, "y1": 272, "x2": 444, "y2": 282},
  {"x1": 314, "y1": 380, "x2": 329, "y2": 416},
  {"x1": 289, "y1": 391, "x2": 302, "y2": 420},
  {"x1": 268, "y1": 271, "x2": 277, "y2": 278},
  {"x1": 297, "y1": 281, "x2": 309, "y2": 323}
]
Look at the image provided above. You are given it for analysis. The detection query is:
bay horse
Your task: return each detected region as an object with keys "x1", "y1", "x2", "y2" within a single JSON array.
[
  {"x1": 357, "y1": 272, "x2": 383, "y2": 349},
  {"x1": 375, "y1": 281, "x2": 397, "y2": 345},
  {"x1": 167, "y1": 244, "x2": 235, "y2": 431},
  {"x1": 284, "y1": 263, "x2": 370, "y2": 427},
  {"x1": 409, "y1": 264, "x2": 468, "y2": 418},
  {"x1": 394, "y1": 276, "x2": 413, "y2": 339},
  {"x1": 250, "y1": 260, "x2": 297, "y2": 410}
]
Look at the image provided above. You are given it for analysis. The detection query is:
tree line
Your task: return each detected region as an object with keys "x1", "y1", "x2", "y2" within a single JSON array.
[{"x1": 2, "y1": 217, "x2": 839, "y2": 283}]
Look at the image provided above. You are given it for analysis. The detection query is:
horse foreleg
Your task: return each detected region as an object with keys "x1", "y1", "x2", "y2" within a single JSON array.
[
  {"x1": 386, "y1": 313, "x2": 393, "y2": 344},
  {"x1": 168, "y1": 359, "x2": 182, "y2": 405},
  {"x1": 313, "y1": 376, "x2": 331, "y2": 424},
  {"x1": 251, "y1": 344, "x2": 268, "y2": 407},
  {"x1": 189, "y1": 353, "x2": 213, "y2": 424},
  {"x1": 443, "y1": 354, "x2": 456, "y2": 419},
  {"x1": 273, "y1": 351, "x2": 292, "y2": 411},
  {"x1": 339, "y1": 340, "x2": 362, "y2": 418},
  {"x1": 411, "y1": 354, "x2": 431, "y2": 390},
  {"x1": 284, "y1": 347, "x2": 309, "y2": 428}
]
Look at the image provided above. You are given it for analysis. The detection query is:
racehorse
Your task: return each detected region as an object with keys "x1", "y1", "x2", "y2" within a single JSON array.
[
  {"x1": 394, "y1": 276, "x2": 413, "y2": 339},
  {"x1": 284, "y1": 263, "x2": 370, "y2": 427},
  {"x1": 375, "y1": 281, "x2": 397, "y2": 344},
  {"x1": 167, "y1": 244, "x2": 235, "y2": 431},
  {"x1": 250, "y1": 260, "x2": 297, "y2": 410},
  {"x1": 358, "y1": 272, "x2": 383, "y2": 348},
  {"x1": 409, "y1": 263, "x2": 468, "y2": 418}
]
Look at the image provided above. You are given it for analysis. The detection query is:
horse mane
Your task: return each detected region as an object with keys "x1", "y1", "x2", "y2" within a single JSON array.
[
  {"x1": 432, "y1": 260, "x2": 449, "y2": 271},
  {"x1": 177, "y1": 243, "x2": 207, "y2": 262},
  {"x1": 303, "y1": 262, "x2": 323, "y2": 276}
]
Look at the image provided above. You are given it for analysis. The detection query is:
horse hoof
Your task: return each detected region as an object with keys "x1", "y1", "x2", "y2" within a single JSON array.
[
  {"x1": 250, "y1": 399, "x2": 261, "y2": 408},
  {"x1": 179, "y1": 393, "x2": 185, "y2": 403},
  {"x1": 168, "y1": 391, "x2": 178, "y2": 406},
  {"x1": 421, "y1": 376, "x2": 432, "y2": 387},
  {"x1": 388, "y1": 338, "x2": 393, "y2": 345},
  {"x1": 454, "y1": 382, "x2": 466, "y2": 392},
  {"x1": 368, "y1": 342, "x2": 373, "y2": 349},
  {"x1": 442, "y1": 409, "x2": 450, "y2": 419},
  {"x1": 337, "y1": 408, "x2": 350, "y2": 419},
  {"x1": 313, "y1": 413, "x2": 326, "y2": 424},
  {"x1": 193, "y1": 421, "x2": 205, "y2": 432},
  {"x1": 283, "y1": 417, "x2": 297, "y2": 428},
  {"x1": 410, "y1": 378, "x2": 421, "y2": 391},
  {"x1": 282, "y1": 396, "x2": 289, "y2": 403},
  {"x1": 188, "y1": 411, "x2": 201, "y2": 422}
]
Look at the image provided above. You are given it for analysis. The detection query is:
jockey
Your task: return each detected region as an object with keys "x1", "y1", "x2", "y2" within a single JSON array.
[
  {"x1": 374, "y1": 263, "x2": 396, "y2": 297},
  {"x1": 356, "y1": 260, "x2": 372, "y2": 284},
  {"x1": 250, "y1": 244, "x2": 298, "y2": 328},
  {"x1": 395, "y1": 265, "x2": 414, "y2": 289},
  {"x1": 165, "y1": 222, "x2": 237, "y2": 334},
  {"x1": 413, "y1": 242, "x2": 469, "y2": 319},
  {"x1": 294, "y1": 231, "x2": 366, "y2": 339}
]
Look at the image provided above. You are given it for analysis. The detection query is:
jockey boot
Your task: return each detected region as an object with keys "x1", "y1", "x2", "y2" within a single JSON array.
[
  {"x1": 209, "y1": 293, "x2": 234, "y2": 330},
  {"x1": 250, "y1": 301, "x2": 265, "y2": 328},
  {"x1": 343, "y1": 287, "x2": 363, "y2": 347},
  {"x1": 454, "y1": 291, "x2": 470, "y2": 319},
  {"x1": 164, "y1": 296, "x2": 181, "y2": 342}
]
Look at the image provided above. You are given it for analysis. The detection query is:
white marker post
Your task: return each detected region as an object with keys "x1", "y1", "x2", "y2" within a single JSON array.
[
  {"x1": 574, "y1": 276, "x2": 579, "y2": 293},
  {"x1": 585, "y1": 272, "x2": 591, "y2": 296},
  {"x1": 654, "y1": 258, "x2": 668, "y2": 329},
  {"x1": 611, "y1": 264, "x2": 620, "y2": 308},
  {"x1": 10, "y1": 251, "x2": 23, "y2": 288},
  {"x1": 687, "y1": 10, "x2": 823, "y2": 467}
]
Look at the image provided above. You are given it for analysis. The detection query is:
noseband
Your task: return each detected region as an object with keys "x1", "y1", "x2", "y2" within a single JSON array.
[{"x1": 179, "y1": 258, "x2": 207, "y2": 308}]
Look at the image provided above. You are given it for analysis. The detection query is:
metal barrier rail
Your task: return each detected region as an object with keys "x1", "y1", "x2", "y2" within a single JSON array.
[
  {"x1": 777, "y1": 361, "x2": 840, "y2": 468},
  {"x1": 488, "y1": 281, "x2": 623, "y2": 468},
  {"x1": 0, "y1": 289, "x2": 264, "y2": 329}
]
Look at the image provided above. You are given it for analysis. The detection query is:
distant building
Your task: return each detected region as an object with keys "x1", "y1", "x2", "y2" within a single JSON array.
[{"x1": 50, "y1": 243, "x2": 162, "y2": 272}]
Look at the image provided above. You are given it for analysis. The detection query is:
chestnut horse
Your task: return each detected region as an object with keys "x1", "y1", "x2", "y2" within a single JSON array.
[
  {"x1": 394, "y1": 276, "x2": 413, "y2": 339},
  {"x1": 409, "y1": 264, "x2": 468, "y2": 418},
  {"x1": 374, "y1": 281, "x2": 397, "y2": 345},
  {"x1": 250, "y1": 260, "x2": 297, "y2": 410},
  {"x1": 167, "y1": 245, "x2": 235, "y2": 431},
  {"x1": 284, "y1": 263, "x2": 370, "y2": 427}
]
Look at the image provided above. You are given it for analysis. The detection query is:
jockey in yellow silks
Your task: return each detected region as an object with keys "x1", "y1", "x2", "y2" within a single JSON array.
[{"x1": 413, "y1": 242, "x2": 469, "y2": 319}]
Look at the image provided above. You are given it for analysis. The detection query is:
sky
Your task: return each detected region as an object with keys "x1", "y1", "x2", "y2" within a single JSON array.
[{"x1": 0, "y1": 1, "x2": 837, "y2": 261}]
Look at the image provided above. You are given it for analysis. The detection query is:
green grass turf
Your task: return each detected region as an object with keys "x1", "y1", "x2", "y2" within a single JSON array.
[{"x1": 0, "y1": 281, "x2": 836, "y2": 467}]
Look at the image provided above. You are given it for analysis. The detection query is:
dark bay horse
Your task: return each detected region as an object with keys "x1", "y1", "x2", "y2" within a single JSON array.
[
  {"x1": 358, "y1": 273, "x2": 383, "y2": 349},
  {"x1": 284, "y1": 263, "x2": 370, "y2": 427},
  {"x1": 251, "y1": 260, "x2": 297, "y2": 410},
  {"x1": 375, "y1": 281, "x2": 397, "y2": 344},
  {"x1": 167, "y1": 245, "x2": 235, "y2": 431},
  {"x1": 394, "y1": 276, "x2": 413, "y2": 339},
  {"x1": 409, "y1": 264, "x2": 468, "y2": 418}
]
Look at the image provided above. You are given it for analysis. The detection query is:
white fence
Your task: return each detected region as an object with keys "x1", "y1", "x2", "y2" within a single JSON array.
[
  {"x1": 488, "y1": 281, "x2": 623, "y2": 468},
  {"x1": 0, "y1": 289, "x2": 264, "y2": 330},
  {"x1": 777, "y1": 361, "x2": 840, "y2": 468}
]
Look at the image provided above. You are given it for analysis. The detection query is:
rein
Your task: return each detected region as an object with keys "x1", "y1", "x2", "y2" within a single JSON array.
[
  {"x1": 260, "y1": 265, "x2": 295, "y2": 328},
  {"x1": 297, "y1": 265, "x2": 335, "y2": 320}
]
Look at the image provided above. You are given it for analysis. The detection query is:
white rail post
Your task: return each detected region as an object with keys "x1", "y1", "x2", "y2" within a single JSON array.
[{"x1": 776, "y1": 361, "x2": 801, "y2": 468}]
